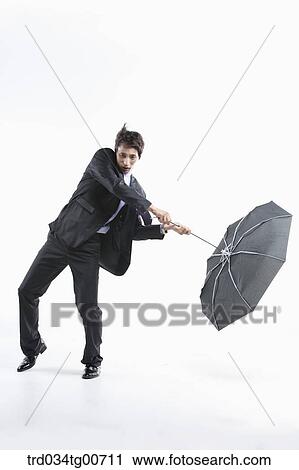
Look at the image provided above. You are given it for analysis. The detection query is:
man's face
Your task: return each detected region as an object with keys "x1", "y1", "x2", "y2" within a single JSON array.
[{"x1": 116, "y1": 144, "x2": 139, "y2": 174}]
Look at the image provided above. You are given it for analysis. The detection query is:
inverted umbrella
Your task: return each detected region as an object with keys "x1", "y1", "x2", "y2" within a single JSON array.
[
  {"x1": 198, "y1": 201, "x2": 292, "y2": 330},
  {"x1": 154, "y1": 201, "x2": 291, "y2": 329}
]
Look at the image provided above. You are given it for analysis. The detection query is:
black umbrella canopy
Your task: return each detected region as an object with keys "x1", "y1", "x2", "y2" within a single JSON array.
[{"x1": 200, "y1": 201, "x2": 292, "y2": 330}]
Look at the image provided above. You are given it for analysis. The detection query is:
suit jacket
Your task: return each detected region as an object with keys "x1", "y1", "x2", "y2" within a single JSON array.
[{"x1": 48, "y1": 147, "x2": 165, "y2": 275}]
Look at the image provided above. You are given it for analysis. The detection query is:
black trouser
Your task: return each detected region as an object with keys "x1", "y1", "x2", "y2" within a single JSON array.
[{"x1": 18, "y1": 230, "x2": 104, "y2": 367}]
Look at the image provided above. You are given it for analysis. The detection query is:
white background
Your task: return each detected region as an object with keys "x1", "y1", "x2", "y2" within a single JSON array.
[{"x1": 0, "y1": 0, "x2": 298, "y2": 451}]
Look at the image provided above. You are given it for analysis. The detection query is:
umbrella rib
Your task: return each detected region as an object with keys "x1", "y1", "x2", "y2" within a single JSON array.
[
  {"x1": 201, "y1": 259, "x2": 223, "y2": 302},
  {"x1": 227, "y1": 259, "x2": 252, "y2": 310},
  {"x1": 211, "y1": 263, "x2": 226, "y2": 329},
  {"x1": 231, "y1": 216, "x2": 246, "y2": 247},
  {"x1": 223, "y1": 228, "x2": 229, "y2": 249},
  {"x1": 231, "y1": 250, "x2": 285, "y2": 262},
  {"x1": 205, "y1": 259, "x2": 223, "y2": 282},
  {"x1": 233, "y1": 215, "x2": 291, "y2": 251}
]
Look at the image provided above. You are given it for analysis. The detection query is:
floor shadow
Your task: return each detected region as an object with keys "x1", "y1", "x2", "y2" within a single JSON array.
[{"x1": 31, "y1": 367, "x2": 82, "y2": 376}]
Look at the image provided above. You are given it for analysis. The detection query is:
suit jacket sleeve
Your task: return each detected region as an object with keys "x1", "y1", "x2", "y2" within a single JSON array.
[
  {"x1": 133, "y1": 211, "x2": 165, "y2": 241},
  {"x1": 87, "y1": 148, "x2": 152, "y2": 213}
]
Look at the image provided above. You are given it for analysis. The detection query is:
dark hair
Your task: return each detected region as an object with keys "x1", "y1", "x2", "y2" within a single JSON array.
[{"x1": 114, "y1": 123, "x2": 144, "y2": 158}]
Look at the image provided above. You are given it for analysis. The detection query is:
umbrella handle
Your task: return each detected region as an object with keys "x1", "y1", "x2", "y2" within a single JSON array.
[{"x1": 152, "y1": 217, "x2": 217, "y2": 249}]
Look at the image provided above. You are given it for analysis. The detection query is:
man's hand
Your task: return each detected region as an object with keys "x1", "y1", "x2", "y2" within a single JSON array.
[
  {"x1": 148, "y1": 204, "x2": 171, "y2": 224},
  {"x1": 163, "y1": 222, "x2": 191, "y2": 235}
]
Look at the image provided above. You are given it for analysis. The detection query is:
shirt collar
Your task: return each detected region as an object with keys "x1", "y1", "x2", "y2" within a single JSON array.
[{"x1": 123, "y1": 170, "x2": 132, "y2": 183}]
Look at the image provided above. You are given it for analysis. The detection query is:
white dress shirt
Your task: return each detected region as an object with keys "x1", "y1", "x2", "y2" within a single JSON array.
[{"x1": 96, "y1": 170, "x2": 132, "y2": 234}]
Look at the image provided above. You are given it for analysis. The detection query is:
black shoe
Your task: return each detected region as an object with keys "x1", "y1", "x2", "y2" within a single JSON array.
[
  {"x1": 17, "y1": 339, "x2": 47, "y2": 372},
  {"x1": 82, "y1": 365, "x2": 100, "y2": 379},
  {"x1": 17, "y1": 355, "x2": 36, "y2": 372}
]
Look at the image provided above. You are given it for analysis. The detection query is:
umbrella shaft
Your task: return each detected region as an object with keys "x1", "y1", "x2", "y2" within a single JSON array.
[
  {"x1": 189, "y1": 232, "x2": 217, "y2": 249},
  {"x1": 168, "y1": 221, "x2": 217, "y2": 248},
  {"x1": 152, "y1": 217, "x2": 217, "y2": 249}
]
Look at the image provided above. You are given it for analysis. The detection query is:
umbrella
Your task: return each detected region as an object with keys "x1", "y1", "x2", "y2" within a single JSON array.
[
  {"x1": 154, "y1": 200, "x2": 291, "y2": 329},
  {"x1": 199, "y1": 201, "x2": 292, "y2": 330}
]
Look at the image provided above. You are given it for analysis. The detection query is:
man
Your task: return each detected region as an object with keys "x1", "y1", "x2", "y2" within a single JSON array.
[{"x1": 17, "y1": 124, "x2": 191, "y2": 379}]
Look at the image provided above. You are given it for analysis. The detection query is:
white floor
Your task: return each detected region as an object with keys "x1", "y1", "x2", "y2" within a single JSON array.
[{"x1": 1, "y1": 319, "x2": 298, "y2": 450}]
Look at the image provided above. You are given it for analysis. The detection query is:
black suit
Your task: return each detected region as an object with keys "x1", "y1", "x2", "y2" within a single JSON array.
[{"x1": 18, "y1": 148, "x2": 165, "y2": 366}]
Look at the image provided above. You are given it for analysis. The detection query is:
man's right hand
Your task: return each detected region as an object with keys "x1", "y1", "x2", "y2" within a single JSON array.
[{"x1": 148, "y1": 204, "x2": 171, "y2": 224}]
